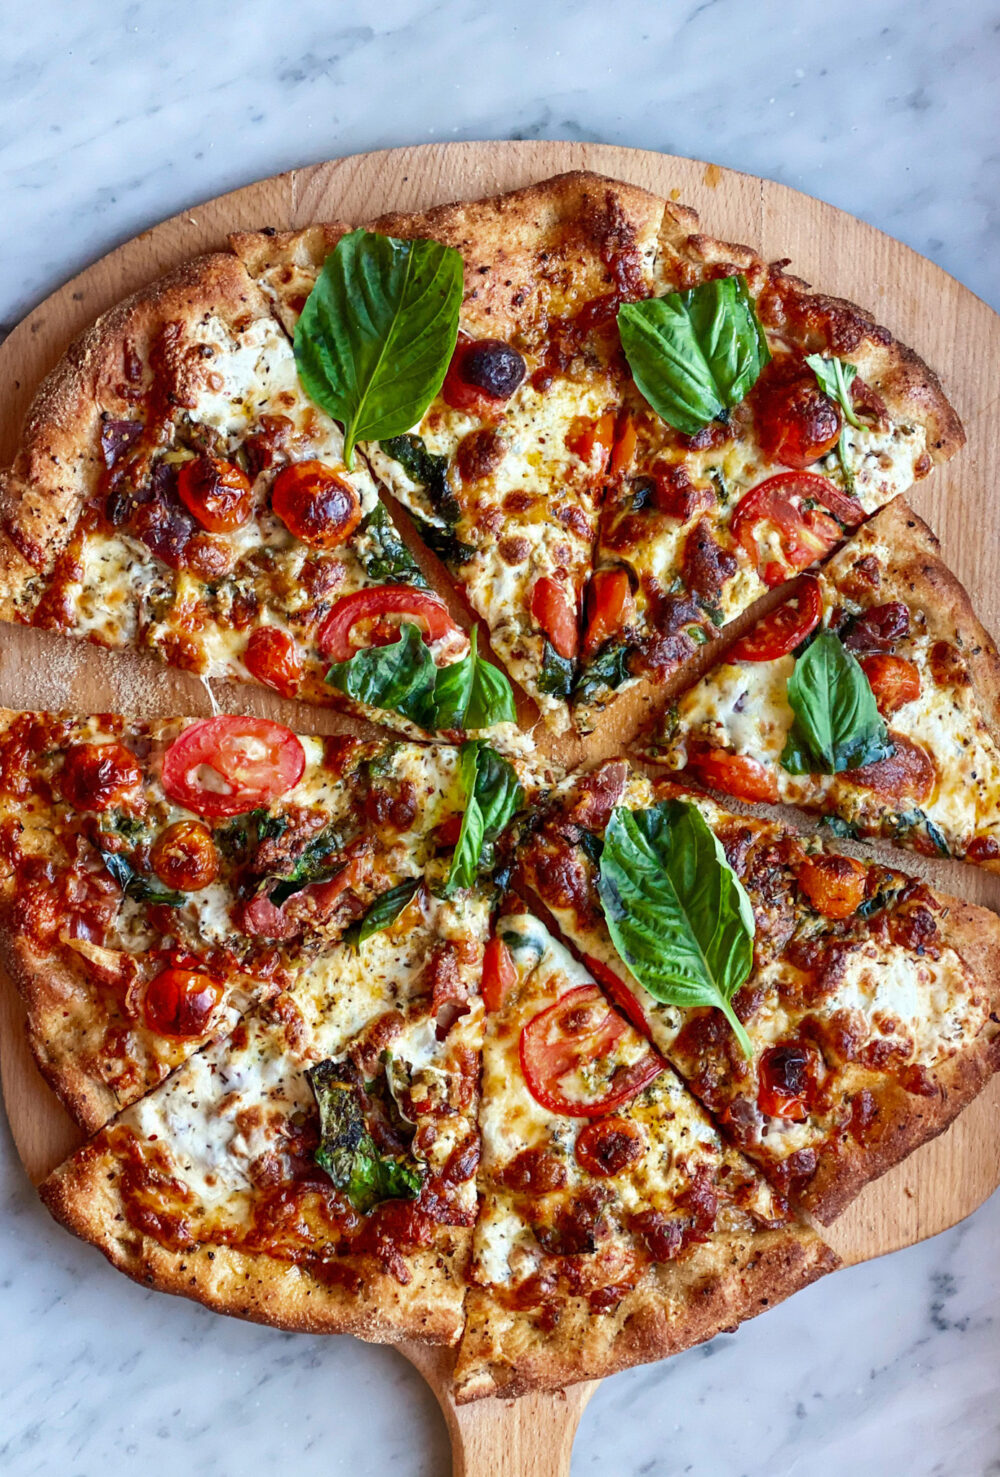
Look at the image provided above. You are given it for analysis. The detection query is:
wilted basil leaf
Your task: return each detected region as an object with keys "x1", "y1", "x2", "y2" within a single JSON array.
[
  {"x1": 307, "y1": 1058, "x2": 423, "y2": 1215},
  {"x1": 98, "y1": 849, "x2": 185, "y2": 907},
  {"x1": 344, "y1": 878, "x2": 422, "y2": 948}
]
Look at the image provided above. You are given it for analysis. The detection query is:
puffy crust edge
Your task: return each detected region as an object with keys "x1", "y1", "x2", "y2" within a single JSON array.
[
  {"x1": 40, "y1": 1138, "x2": 468, "y2": 1345},
  {"x1": 452, "y1": 1224, "x2": 837, "y2": 1401}
]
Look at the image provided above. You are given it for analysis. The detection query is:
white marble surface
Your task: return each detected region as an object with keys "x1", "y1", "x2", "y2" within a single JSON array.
[{"x1": 2, "y1": 2, "x2": 999, "y2": 1473}]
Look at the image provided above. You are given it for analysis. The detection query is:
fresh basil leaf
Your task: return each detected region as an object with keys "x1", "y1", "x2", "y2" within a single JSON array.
[
  {"x1": 538, "y1": 640, "x2": 576, "y2": 698},
  {"x1": 326, "y1": 621, "x2": 438, "y2": 729},
  {"x1": 444, "y1": 740, "x2": 524, "y2": 896},
  {"x1": 573, "y1": 641, "x2": 631, "y2": 705},
  {"x1": 345, "y1": 878, "x2": 422, "y2": 948},
  {"x1": 359, "y1": 503, "x2": 428, "y2": 587},
  {"x1": 598, "y1": 800, "x2": 754, "y2": 1057},
  {"x1": 618, "y1": 276, "x2": 770, "y2": 437},
  {"x1": 805, "y1": 354, "x2": 863, "y2": 430},
  {"x1": 462, "y1": 627, "x2": 516, "y2": 729},
  {"x1": 294, "y1": 231, "x2": 464, "y2": 467},
  {"x1": 98, "y1": 849, "x2": 186, "y2": 908},
  {"x1": 308, "y1": 1058, "x2": 423, "y2": 1215},
  {"x1": 431, "y1": 637, "x2": 475, "y2": 730},
  {"x1": 781, "y1": 630, "x2": 893, "y2": 775}
]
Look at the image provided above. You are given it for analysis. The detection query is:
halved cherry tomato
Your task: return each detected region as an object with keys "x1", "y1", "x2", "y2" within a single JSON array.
[
  {"x1": 575, "y1": 1116, "x2": 645, "y2": 1176},
  {"x1": 732, "y1": 473, "x2": 862, "y2": 587},
  {"x1": 60, "y1": 743, "x2": 142, "y2": 812},
  {"x1": 442, "y1": 335, "x2": 526, "y2": 417},
  {"x1": 609, "y1": 413, "x2": 638, "y2": 477},
  {"x1": 482, "y1": 935, "x2": 517, "y2": 1013},
  {"x1": 728, "y1": 576, "x2": 823, "y2": 662},
  {"x1": 144, "y1": 967, "x2": 222, "y2": 1038},
  {"x1": 244, "y1": 625, "x2": 304, "y2": 699},
  {"x1": 317, "y1": 585, "x2": 461, "y2": 662},
  {"x1": 796, "y1": 854, "x2": 867, "y2": 920},
  {"x1": 859, "y1": 653, "x2": 921, "y2": 716},
  {"x1": 176, "y1": 454, "x2": 253, "y2": 533},
  {"x1": 150, "y1": 820, "x2": 219, "y2": 892},
  {"x1": 753, "y1": 368, "x2": 842, "y2": 469},
  {"x1": 583, "y1": 955, "x2": 654, "y2": 1042},
  {"x1": 566, "y1": 411, "x2": 615, "y2": 468},
  {"x1": 849, "y1": 733, "x2": 935, "y2": 805},
  {"x1": 519, "y1": 984, "x2": 664, "y2": 1117},
  {"x1": 583, "y1": 568, "x2": 633, "y2": 658},
  {"x1": 530, "y1": 576, "x2": 579, "y2": 660},
  {"x1": 757, "y1": 1041, "x2": 820, "y2": 1121},
  {"x1": 270, "y1": 461, "x2": 362, "y2": 549},
  {"x1": 162, "y1": 716, "x2": 305, "y2": 818},
  {"x1": 686, "y1": 747, "x2": 780, "y2": 804}
]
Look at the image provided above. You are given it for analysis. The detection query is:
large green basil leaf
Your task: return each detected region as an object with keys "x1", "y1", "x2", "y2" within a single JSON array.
[
  {"x1": 326, "y1": 621, "x2": 438, "y2": 729},
  {"x1": 307, "y1": 1058, "x2": 423, "y2": 1215},
  {"x1": 780, "y1": 630, "x2": 892, "y2": 774},
  {"x1": 294, "y1": 231, "x2": 464, "y2": 467},
  {"x1": 597, "y1": 800, "x2": 754, "y2": 1057},
  {"x1": 98, "y1": 849, "x2": 185, "y2": 908},
  {"x1": 618, "y1": 276, "x2": 770, "y2": 436},
  {"x1": 444, "y1": 740, "x2": 524, "y2": 896}
]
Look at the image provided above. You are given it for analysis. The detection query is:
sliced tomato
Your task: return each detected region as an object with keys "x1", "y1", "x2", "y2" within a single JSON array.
[
  {"x1": 270, "y1": 461, "x2": 362, "y2": 549},
  {"x1": 686, "y1": 747, "x2": 780, "y2": 804},
  {"x1": 858, "y1": 653, "x2": 921, "y2": 716},
  {"x1": 244, "y1": 625, "x2": 304, "y2": 698},
  {"x1": 519, "y1": 983, "x2": 664, "y2": 1117},
  {"x1": 566, "y1": 411, "x2": 615, "y2": 468},
  {"x1": 144, "y1": 967, "x2": 222, "y2": 1038},
  {"x1": 482, "y1": 935, "x2": 517, "y2": 1012},
  {"x1": 583, "y1": 568, "x2": 633, "y2": 658},
  {"x1": 732, "y1": 472, "x2": 863, "y2": 587},
  {"x1": 530, "y1": 576, "x2": 579, "y2": 660},
  {"x1": 728, "y1": 576, "x2": 823, "y2": 662},
  {"x1": 176, "y1": 454, "x2": 253, "y2": 533},
  {"x1": 317, "y1": 585, "x2": 461, "y2": 662},
  {"x1": 162, "y1": 717, "x2": 305, "y2": 818},
  {"x1": 583, "y1": 954, "x2": 653, "y2": 1041}
]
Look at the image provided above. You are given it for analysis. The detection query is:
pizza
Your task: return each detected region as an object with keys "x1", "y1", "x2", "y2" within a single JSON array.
[
  {"x1": 518, "y1": 760, "x2": 1000, "y2": 1219},
  {"x1": 2, "y1": 168, "x2": 999, "y2": 1402},
  {"x1": 649, "y1": 497, "x2": 1000, "y2": 868},
  {"x1": 0, "y1": 707, "x2": 532, "y2": 1129}
]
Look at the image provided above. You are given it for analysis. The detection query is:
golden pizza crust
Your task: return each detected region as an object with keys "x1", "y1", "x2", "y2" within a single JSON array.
[
  {"x1": 41, "y1": 1139, "x2": 469, "y2": 1344},
  {"x1": 453, "y1": 1223, "x2": 837, "y2": 1401}
]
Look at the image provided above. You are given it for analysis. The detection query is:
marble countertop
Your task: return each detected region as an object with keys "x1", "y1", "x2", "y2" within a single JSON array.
[{"x1": 2, "y1": 2, "x2": 998, "y2": 1473}]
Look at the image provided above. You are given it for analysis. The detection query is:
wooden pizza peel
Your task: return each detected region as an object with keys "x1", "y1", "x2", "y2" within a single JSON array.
[{"x1": 2, "y1": 140, "x2": 1000, "y2": 1474}]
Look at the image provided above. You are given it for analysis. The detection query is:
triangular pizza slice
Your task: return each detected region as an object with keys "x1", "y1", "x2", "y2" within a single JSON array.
[
  {"x1": 41, "y1": 882, "x2": 492, "y2": 1344},
  {"x1": 518, "y1": 760, "x2": 1000, "y2": 1220},
  {"x1": 0, "y1": 708, "x2": 533, "y2": 1129},
  {"x1": 650, "y1": 497, "x2": 1000, "y2": 869},
  {"x1": 453, "y1": 906, "x2": 835, "y2": 1399},
  {"x1": 234, "y1": 173, "x2": 667, "y2": 731}
]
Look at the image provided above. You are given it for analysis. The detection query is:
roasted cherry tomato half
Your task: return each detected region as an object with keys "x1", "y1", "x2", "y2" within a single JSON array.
[
  {"x1": 150, "y1": 820, "x2": 219, "y2": 892},
  {"x1": 566, "y1": 411, "x2": 615, "y2": 469},
  {"x1": 317, "y1": 585, "x2": 462, "y2": 662},
  {"x1": 796, "y1": 853, "x2": 867, "y2": 920},
  {"x1": 482, "y1": 935, "x2": 517, "y2": 1013},
  {"x1": 60, "y1": 742, "x2": 142, "y2": 812},
  {"x1": 144, "y1": 967, "x2": 222, "y2": 1039},
  {"x1": 530, "y1": 576, "x2": 579, "y2": 660},
  {"x1": 162, "y1": 716, "x2": 305, "y2": 818},
  {"x1": 753, "y1": 366, "x2": 842, "y2": 469},
  {"x1": 442, "y1": 335, "x2": 526, "y2": 416},
  {"x1": 243, "y1": 625, "x2": 304, "y2": 699},
  {"x1": 176, "y1": 454, "x2": 253, "y2": 533},
  {"x1": 848, "y1": 733, "x2": 935, "y2": 805},
  {"x1": 575, "y1": 1115, "x2": 646, "y2": 1177},
  {"x1": 583, "y1": 954, "x2": 653, "y2": 1042},
  {"x1": 686, "y1": 747, "x2": 780, "y2": 804},
  {"x1": 270, "y1": 460, "x2": 362, "y2": 549},
  {"x1": 583, "y1": 567, "x2": 633, "y2": 659},
  {"x1": 858, "y1": 653, "x2": 921, "y2": 716},
  {"x1": 732, "y1": 472, "x2": 862, "y2": 587},
  {"x1": 728, "y1": 576, "x2": 823, "y2": 662},
  {"x1": 519, "y1": 983, "x2": 664, "y2": 1117},
  {"x1": 609, "y1": 413, "x2": 638, "y2": 477},
  {"x1": 757, "y1": 1041, "x2": 820, "y2": 1121}
]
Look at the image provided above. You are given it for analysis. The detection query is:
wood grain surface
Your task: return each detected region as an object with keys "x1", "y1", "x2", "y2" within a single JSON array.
[{"x1": 2, "y1": 141, "x2": 999, "y2": 1477}]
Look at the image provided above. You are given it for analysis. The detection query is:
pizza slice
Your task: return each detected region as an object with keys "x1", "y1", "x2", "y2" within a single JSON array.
[
  {"x1": 41, "y1": 882, "x2": 492, "y2": 1344},
  {"x1": 0, "y1": 708, "x2": 532, "y2": 1129},
  {"x1": 453, "y1": 905, "x2": 835, "y2": 1399},
  {"x1": 518, "y1": 760, "x2": 1000, "y2": 1220},
  {"x1": 0, "y1": 253, "x2": 515, "y2": 740},
  {"x1": 572, "y1": 196, "x2": 964, "y2": 729},
  {"x1": 650, "y1": 499, "x2": 1000, "y2": 868},
  {"x1": 234, "y1": 173, "x2": 667, "y2": 730}
]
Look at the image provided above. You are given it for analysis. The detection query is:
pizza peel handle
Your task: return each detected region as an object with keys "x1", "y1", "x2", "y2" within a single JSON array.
[{"x1": 400, "y1": 1343, "x2": 596, "y2": 1476}]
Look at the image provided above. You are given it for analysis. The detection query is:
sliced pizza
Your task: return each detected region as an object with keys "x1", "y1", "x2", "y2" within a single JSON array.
[
  {"x1": 41, "y1": 883, "x2": 491, "y2": 1344},
  {"x1": 0, "y1": 708, "x2": 531, "y2": 1129},
  {"x1": 651, "y1": 498, "x2": 1000, "y2": 868},
  {"x1": 518, "y1": 760, "x2": 1000, "y2": 1220},
  {"x1": 453, "y1": 906, "x2": 835, "y2": 1399},
  {"x1": 0, "y1": 253, "x2": 515, "y2": 740}
]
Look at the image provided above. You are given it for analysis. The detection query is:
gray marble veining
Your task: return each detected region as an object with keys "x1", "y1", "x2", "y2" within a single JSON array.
[{"x1": 2, "y1": 2, "x2": 999, "y2": 1473}]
